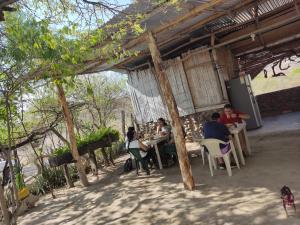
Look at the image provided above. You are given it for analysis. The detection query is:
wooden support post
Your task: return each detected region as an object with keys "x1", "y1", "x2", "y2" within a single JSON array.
[
  {"x1": 210, "y1": 33, "x2": 228, "y2": 100},
  {"x1": 62, "y1": 164, "x2": 74, "y2": 188},
  {"x1": 148, "y1": 31, "x2": 195, "y2": 190},
  {"x1": 130, "y1": 113, "x2": 134, "y2": 128},
  {"x1": 131, "y1": 113, "x2": 138, "y2": 131},
  {"x1": 121, "y1": 110, "x2": 126, "y2": 137},
  {"x1": 100, "y1": 148, "x2": 110, "y2": 166},
  {"x1": 56, "y1": 83, "x2": 89, "y2": 187},
  {"x1": 88, "y1": 151, "x2": 98, "y2": 175},
  {"x1": 295, "y1": 0, "x2": 300, "y2": 14}
]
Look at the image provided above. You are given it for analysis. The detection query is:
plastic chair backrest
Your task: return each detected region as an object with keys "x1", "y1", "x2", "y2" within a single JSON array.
[
  {"x1": 201, "y1": 139, "x2": 228, "y2": 157},
  {"x1": 128, "y1": 148, "x2": 143, "y2": 161}
]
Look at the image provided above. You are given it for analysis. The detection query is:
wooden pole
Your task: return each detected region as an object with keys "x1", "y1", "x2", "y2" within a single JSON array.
[
  {"x1": 147, "y1": 31, "x2": 195, "y2": 190},
  {"x1": 88, "y1": 151, "x2": 98, "y2": 175},
  {"x1": 121, "y1": 110, "x2": 126, "y2": 137},
  {"x1": 5, "y1": 93, "x2": 19, "y2": 209},
  {"x1": 56, "y1": 83, "x2": 89, "y2": 187},
  {"x1": 62, "y1": 164, "x2": 74, "y2": 188},
  {"x1": 294, "y1": 0, "x2": 300, "y2": 14}
]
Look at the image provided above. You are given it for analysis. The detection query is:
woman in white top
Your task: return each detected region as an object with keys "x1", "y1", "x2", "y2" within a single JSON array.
[
  {"x1": 156, "y1": 118, "x2": 171, "y2": 136},
  {"x1": 126, "y1": 127, "x2": 151, "y2": 158},
  {"x1": 126, "y1": 127, "x2": 159, "y2": 172}
]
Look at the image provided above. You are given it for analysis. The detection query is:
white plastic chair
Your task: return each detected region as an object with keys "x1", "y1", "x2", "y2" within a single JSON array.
[
  {"x1": 191, "y1": 132, "x2": 206, "y2": 165},
  {"x1": 201, "y1": 139, "x2": 240, "y2": 177}
]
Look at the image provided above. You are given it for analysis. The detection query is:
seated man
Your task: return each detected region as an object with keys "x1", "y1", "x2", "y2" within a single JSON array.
[
  {"x1": 203, "y1": 112, "x2": 233, "y2": 168},
  {"x1": 219, "y1": 104, "x2": 250, "y2": 127},
  {"x1": 203, "y1": 112, "x2": 230, "y2": 143}
]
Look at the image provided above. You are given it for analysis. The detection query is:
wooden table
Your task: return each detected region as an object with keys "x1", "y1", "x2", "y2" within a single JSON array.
[
  {"x1": 143, "y1": 136, "x2": 169, "y2": 169},
  {"x1": 229, "y1": 122, "x2": 251, "y2": 166}
]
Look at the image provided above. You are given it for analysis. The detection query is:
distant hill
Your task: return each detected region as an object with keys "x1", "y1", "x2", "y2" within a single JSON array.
[{"x1": 251, "y1": 63, "x2": 300, "y2": 96}]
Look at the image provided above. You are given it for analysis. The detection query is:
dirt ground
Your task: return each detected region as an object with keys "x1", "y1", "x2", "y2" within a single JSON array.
[{"x1": 18, "y1": 130, "x2": 300, "y2": 225}]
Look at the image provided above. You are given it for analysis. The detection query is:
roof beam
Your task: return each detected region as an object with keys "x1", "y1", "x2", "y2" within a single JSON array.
[
  {"x1": 124, "y1": 0, "x2": 226, "y2": 49},
  {"x1": 0, "y1": 0, "x2": 18, "y2": 8}
]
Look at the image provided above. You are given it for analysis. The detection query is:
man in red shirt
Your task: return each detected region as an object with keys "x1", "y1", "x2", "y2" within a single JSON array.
[{"x1": 219, "y1": 104, "x2": 250, "y2": 126}]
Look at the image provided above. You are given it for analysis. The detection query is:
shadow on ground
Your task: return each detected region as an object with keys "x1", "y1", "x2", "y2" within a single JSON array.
[{"x1": 19, "y1": 131, "x2": 300, "y2": 225}]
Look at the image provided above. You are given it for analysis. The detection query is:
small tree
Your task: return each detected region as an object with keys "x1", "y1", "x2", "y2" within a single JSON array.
[{"x1": 73, "y1": 75, "x2": 128, "y2": 129}]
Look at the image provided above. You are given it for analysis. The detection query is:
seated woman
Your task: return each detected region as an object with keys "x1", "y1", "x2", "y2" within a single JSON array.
[
  {"x1": 126, "y1": 127, "x2": 158, "y2": 169},
  {"x1": 159, "y1": 133, "x2": 178, "y2": 167},
  {"x1": 156, "y1": 118, "x2": 171, "y2": 136}
]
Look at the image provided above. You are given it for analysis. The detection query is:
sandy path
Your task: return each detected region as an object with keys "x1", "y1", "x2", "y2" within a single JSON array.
[{"x1": 18, "y1": 131, "x2": 300, "y2": 225}]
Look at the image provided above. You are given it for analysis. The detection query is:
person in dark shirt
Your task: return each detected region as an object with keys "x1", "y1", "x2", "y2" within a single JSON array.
[
  {"x1": 203, "y1": 112, "x2": 233, "y2": 169},
  {"x1": 203, "y1": 112, "x2": 230, "y2": 142}
]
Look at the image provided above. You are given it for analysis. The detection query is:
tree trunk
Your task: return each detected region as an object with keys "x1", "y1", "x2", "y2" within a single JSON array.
[
  {"x1": 147, "y1": 31, "x2": 195, "y2": 190},
  {"x1": 108, "y1": 147, "x2": 115, "y2": 166},
  {"x1": 0, "y1": 178, "x2": 11, "y2": 225},
  {"x1": 100, "y1": 148, "x2": 110, "y2": 166},
  {"x1": 88, "y1": 151, "x2": 98, "y2": 175},
  {"x1": 5, "y1": 95, "x2": 20, "y2": 208},
  {"x1": 56, "y1": 83, "x2": 89, "y2": 187},
  {"x1": 121, "y1": 110, "x2": 126, "y2": 137},
  {"x1": 62, "y1": 164, "x2": 74, "y2": 188}
]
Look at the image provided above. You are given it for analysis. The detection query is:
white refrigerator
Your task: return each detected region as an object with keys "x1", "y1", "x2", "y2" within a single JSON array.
[{"x1": 226, "y1": 75, "x2": 262, "y2": 130}]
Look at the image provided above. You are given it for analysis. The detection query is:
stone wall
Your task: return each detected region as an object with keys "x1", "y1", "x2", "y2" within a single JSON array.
[
  {"x1": 138, "y1": 108, "x2": 223, "y2": 142},
  {"x1": 256, "y1": 86, "x2": 300, "y2": 117}
]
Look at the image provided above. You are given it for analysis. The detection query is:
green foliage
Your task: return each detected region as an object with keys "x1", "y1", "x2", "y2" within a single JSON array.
[
  {"x1": 73, "y1": 74, "x2": 128, "y2": 128},
  {"x1": 29, "y1": 165, "x2": 79, "y2": 195},
  {"x1": 53, "y1": 127, "x2": 119, "y2": 156},
  {"x1": 28, "y1": 167, "x2": 66, "y2": 195},
  {"x1": 15, "y1": 169, "x2": 26, "y2": 191}
]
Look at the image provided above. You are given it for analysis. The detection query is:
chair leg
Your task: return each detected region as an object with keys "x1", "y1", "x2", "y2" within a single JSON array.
[
  {"x1": 223, "y1": 155, "x2": 232, "y2": 176},
  {"x1": 141, "y1": 159, "x2": 150, "y2": 175},
  {"x1": 201, "y1": 148, "x2": 205, "y2": 165},
  {"x1": 135, "y1": 160, "x2": 139, "y2": 176},
  {"x1": 231, "y1": 148, "x2": 240, "y2": 169},
  {"x1": 208, "y1": 155, "x2": 214, "y2": 176},
  {"x1": 212, "y1": 157, "x2": 217, "y2": 170}
]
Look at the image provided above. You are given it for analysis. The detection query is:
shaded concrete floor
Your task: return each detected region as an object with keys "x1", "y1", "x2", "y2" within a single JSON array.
[
  {"x1": 248, "y1": 111, "x2": 300, "y2": 137},
  {"x1": 18, "y1": 130, "x2": 300, "y2": 225}
]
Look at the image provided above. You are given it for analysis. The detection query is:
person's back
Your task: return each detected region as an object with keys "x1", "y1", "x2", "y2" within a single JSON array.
[{"x1": 203, "y1": 113, "x2": 230, "y2": 142}]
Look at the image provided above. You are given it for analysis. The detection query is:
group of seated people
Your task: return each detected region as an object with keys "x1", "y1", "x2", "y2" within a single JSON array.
[
  {"x1": 126, "y1": 118, "x2": 177, "y2": 170},
  {"x1": 125, "y1": 104, "x2": 250, "y2": 172},
  {"x1": 203, "y1": 104, "x2": 250, "y2": 168}
]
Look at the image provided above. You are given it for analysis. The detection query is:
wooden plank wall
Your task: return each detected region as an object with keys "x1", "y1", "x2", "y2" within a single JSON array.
[
  {"x1": 127, "y1": 48, "x2": 227, "y2": 123},
  {"x1": 164, "y1": 57, "x2": 195, "y2": 116},
  {"x1": 182, "y1": 49, "x2": 224, "y2": 109}
]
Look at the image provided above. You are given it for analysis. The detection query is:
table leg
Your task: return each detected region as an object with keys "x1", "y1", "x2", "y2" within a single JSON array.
[
  {"x1": 243, "y1": 127, "x2": 252, "y2": 155},
  {"x1": 154, "y1": 144, "x2": 163, "y2": 169},
  {"x1": 234, "y1": 133, "x2": 245, "y2": 166}
]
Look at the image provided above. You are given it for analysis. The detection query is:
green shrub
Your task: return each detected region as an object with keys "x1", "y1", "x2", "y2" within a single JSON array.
[
  {"x1": 68, "y1": 165, "x2": 79, "y2": 180},
  {"x1": 29, "y1": 167, "x2": 66, "y2": 195},
  {"x1": 14, "y1": 166, "x2": 26, "y2": 190},
  {"x1": 52, "y1": 127, "x2": 119, "y2": 156}
]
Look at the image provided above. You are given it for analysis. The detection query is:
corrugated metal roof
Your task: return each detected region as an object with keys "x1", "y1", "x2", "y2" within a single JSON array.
[
  {"x1": 90, "y1": 0, "x2": 297, "y2": 72},
  {"x1": 205, "y1": 0, "x2": 294, "y2": 33}
]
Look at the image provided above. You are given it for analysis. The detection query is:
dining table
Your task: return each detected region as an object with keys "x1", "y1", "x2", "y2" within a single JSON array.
[
  {"x1": 143, "y1": 135, "x2": 169, "y2": 169},
  {"x1": 228, "y1": 121, "x2": 251, "y2": 166}
]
